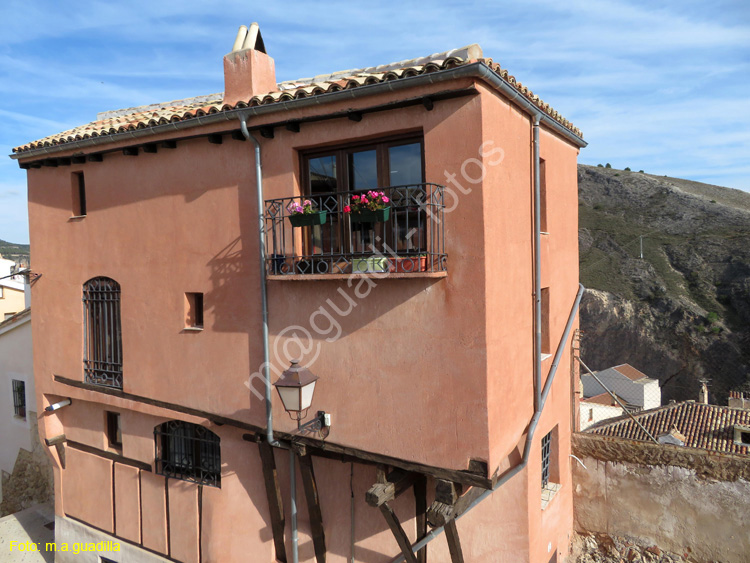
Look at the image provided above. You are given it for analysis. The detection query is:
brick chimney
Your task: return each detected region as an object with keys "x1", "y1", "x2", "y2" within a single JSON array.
[{"x1": 223, "y1": 23, "x2": 277, "y2": 107}]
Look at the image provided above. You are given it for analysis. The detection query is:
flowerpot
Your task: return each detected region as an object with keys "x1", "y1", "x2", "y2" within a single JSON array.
[
  {"x1": 352, "y1": 257, "x2": 389, "y2": 273},
  {"x1": 349, "y1": 207, "x2": 391, "y2": 224},
  {"x1": 390, "y1": 256, "x2": 427, "y2": 273},
  {"x1": 288, "y1": 211, "x2": 327, "y2": 227}
]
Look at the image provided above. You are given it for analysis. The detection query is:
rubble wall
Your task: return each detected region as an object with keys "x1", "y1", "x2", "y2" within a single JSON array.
[{"x1": 572, "y1": 433, "x2": 750, "y2": 563}]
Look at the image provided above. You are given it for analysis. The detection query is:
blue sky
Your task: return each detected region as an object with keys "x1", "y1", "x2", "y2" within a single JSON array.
[{"x1": 1, "y1": 0, "x2": 748, "y2": 244}]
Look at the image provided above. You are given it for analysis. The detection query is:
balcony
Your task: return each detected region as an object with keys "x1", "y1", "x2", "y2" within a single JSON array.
[{"x1": 264, "y1": 184, "x2": 446, "y2": 278}]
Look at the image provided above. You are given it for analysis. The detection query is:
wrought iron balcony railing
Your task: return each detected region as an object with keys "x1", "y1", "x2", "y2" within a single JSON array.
[{"x1": 264, "y1": 184, "x2": 446, "y2": 276}]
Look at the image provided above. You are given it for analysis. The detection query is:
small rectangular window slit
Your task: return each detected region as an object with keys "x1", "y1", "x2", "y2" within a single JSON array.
[
  {"x1": 72, "y1": 171, "x2": 87, "y2": 217},
  {"x1": 185, "y1": 292, "x2": 204, "y2": 329},
  {"x1": 106, "y1": 411, "x2": 122, "y2": 450}
]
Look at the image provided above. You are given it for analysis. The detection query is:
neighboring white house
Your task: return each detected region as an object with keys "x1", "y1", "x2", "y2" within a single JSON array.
[
  {"x1": 581, "y1": 363, "x2": 661, "y2": 412},
  {"x1": 0, "y1": 308, "x2": 33, "y2": 505},
  {"x1": 579, "y1": 392, "x2": 624, "y2": 431},
  {"x1": 0, "y1": 256, "x2": 26, "y2": 320}
]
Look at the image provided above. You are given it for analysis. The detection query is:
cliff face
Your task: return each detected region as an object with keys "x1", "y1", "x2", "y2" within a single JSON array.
[{"x1": 577, "y1": 165, "x2": 750, "y2": 403}]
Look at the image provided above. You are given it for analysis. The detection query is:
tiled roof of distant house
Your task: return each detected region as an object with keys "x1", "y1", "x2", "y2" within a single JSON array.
[
  {"x1": 12, "y1": 45, "x2": 582, "y2": 154},
  {"x1": 588, "y1": 401, "x2": 750, "y2": 455},
  {"x1": 610, "y1": 364, "x2": 652, "y2": 382},
  {"x1": 581, "y1": 392, "x2": 621, "y2": 406}
]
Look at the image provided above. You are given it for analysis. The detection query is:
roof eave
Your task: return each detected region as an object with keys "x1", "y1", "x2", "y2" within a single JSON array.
[{"x1": 10, "y1": 62, "x2": 586, "y2": 161}]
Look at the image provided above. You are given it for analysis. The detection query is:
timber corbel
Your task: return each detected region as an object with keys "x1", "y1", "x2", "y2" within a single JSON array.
[{"x1": 366, "y1": 469, "x2": 418, "y2": 507}]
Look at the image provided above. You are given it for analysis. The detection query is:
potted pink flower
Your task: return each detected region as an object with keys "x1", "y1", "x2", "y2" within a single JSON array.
[
  {"x1": 286, "y1": 199, "x2": 327, "y2": 227},
  {"x1": 345, "y1": 190, "x2": 391, "y2": 223}
]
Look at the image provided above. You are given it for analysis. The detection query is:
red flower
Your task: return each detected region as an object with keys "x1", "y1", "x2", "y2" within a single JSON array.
[{"x1": 344, "y1": 205, "x2": 351, "y2": 213}]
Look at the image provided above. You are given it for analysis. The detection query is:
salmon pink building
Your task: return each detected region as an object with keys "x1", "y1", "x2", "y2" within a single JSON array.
[{"x1": 12, "y1": 24, "x2": 586, "y2": 563}]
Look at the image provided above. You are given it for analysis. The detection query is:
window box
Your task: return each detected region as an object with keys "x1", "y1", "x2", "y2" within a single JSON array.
[
  {"x1": 349, "y1": 207, "x2": 391, "y2": 224},
  {"x1": 288, "y1": 210, "x2": 327, "y2": 228},
  {"x1": 390, "y1": 255, "x2": 427, "y2": 273},
  {"x1": 352, "y1": 257, "x2": 389, "y2": 273}
]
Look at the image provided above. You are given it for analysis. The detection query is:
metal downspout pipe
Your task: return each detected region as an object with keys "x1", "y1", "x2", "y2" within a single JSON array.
[
  {"x1": 239, "y1": 118, "x2": 276, "y2": 448},
  {"x1": 389, "y1": 283, "x2": 585, "y2": 563},
  {"x1": 240, "y1": 117, "x2": 299, "y2": 563},
  {"x1": 533, "y1": 114, "x2": 542, "y2": 412}
]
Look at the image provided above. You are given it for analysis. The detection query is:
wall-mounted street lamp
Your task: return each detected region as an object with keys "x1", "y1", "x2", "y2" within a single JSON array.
[
  {"x1": 274, "y1": 360, "x2": 331, "y2": 432},
  {"x1": 273, "y1": 359, "x2": 331, "y2": 563}
]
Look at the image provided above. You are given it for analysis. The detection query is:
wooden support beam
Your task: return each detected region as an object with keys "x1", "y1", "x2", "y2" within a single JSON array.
[
  {"x1": 71, "y1": 156, "x2": 86, "y2": 164},
  {"x1": 87, "y1": 154, "x2": 103, "y2": 162},
  {"x1": 161, "y1": 140, "x2": 177, "y2": 149},
  {"x1": 422, "y1": 97, "x2": 434, "y2": 111},
  {"x1": 143, "y1": 143, "x2": 158, "y2": 153},
  {"x1": 366, "y1": 469, "x2": 418, "y2": 507},
  {"x1": 207, "y1": 134, "x2": 223, "y2": 144},
  {"x1": 415, "y1": 475, "x2": 428, "y2": 563},
  {"x1": 427, "y1": 486, "x2": 485, "y2": 527},
  {"x1": 123, "y1": 147, "x2": 138, "y2": 156},
  {"x1": 435, "y1": 479, "x2": 462, "y2": 505},
  {"x1": 260, "y1": 127, "x2": 274, "y2": 139},
  {"x1": 379, "y1": 502, "x2": 418, "y2": 563},
  {"x1": 18, "y1": 162, "x2": 31, "y2": 170},
  {"x1": 230, "y1": 130, "x2": 246, "y2": 141},
  {"x1": 285, "y1": 122, "x2": 300, "y2": 133},
  {"x1": 57, "y1": 157, "x2": 72, "y2": 166},
  {"x1": 444, "y1": 520, "x2": 464, "y2": 563},
  {"x1": 257, "y1": 438, "x2": 287, "y2": 563},
  {"x1": 347, "y1": 111, "x2": 363, "y2": 122},
  {"x1": 297, "y1": 454, "x2": 326, "y2": 563},
  {"x1": 42, "y1": 159, "x2": 58, "y2": 167},
  {"x1": 44, "y1": 434, "x2": 66, "y2": 447}
]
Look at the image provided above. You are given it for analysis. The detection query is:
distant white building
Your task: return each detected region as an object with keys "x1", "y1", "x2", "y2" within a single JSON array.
[
  {"x1": 0, "y1": 256, "x2": 27, "y2": 320},
  {"x1": 0, "y1": 308, "x2": 34, "y2": 507},
  {"x1": 579, "y1": 392, "x2": 624, "y2": 431},
  {"x1": 581, "y1": 363, "x2": 661, "y2": 412}
]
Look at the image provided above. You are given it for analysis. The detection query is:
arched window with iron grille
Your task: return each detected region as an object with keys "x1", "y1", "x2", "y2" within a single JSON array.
[
  {"x1": 154, "y1": 421, "x2": 221, "y2": 487},
  {"x1": 83, "y1": 277, "x2": 122, "y2": 388}
]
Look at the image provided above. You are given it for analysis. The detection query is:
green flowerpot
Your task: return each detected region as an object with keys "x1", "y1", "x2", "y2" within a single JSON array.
[
  {"x1": 352, "y1": 257, "x2": 389, "y2": 273},
  {"x1": 288, "y1": 211, "x2": 327, "y2": 227},
  {"x1": 349, "y1": 207, "x2": 391, "y2": 224}
]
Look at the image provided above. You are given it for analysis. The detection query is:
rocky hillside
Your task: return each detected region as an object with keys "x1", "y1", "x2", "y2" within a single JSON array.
[
  {"x1": 578, "y1": 164, "x2": 750, "y2": 404},
  {"x1": 0, "y1": 239, "x2": 30, "y2": 266}
]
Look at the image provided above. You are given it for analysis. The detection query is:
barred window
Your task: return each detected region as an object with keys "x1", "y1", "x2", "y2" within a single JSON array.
[
  {"x1": 154, "y1": 421, "x2": 221, "y2": 487},
  {"x1": 83, "y1": 277, "x2": 122, "y2": 389},
  {"x1": 541, "y1": 430, "x2": 552, "y2": 489},
  {"x1": 12, "y1": 380, "x2": 26, "y2": 419}
]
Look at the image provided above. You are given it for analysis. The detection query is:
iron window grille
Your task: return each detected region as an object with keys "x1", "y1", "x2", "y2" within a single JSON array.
[
  {"x1": 12, "y1": 380, "x2": 25, "y2": 419},
  {"x1": 154, "y1": 421, "x2": 221, "y2": 487},
  {"x1": 541, "y1": 430, "x2": 552, "y2": 489},
  {"x1": 83, "y1": 277, "x2": 123, "y2": 389},
  {"x1": 264, "y1": 184, "x2": 447, "y2": 275}
]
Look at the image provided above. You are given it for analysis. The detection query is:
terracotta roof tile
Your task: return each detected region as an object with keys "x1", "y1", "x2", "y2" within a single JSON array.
[
  {"x1": 588, "y1": 401, "x2": 750, "y2": 455},
  {"x1": 12, "y1": 46, "x2": 582, "y2": 154},
  {"x1": 581, "y1": 392, "x2": 621, "y2": 406},
  {"x1": 612, "y1": 363, "x2": 651, "y2": 381}
]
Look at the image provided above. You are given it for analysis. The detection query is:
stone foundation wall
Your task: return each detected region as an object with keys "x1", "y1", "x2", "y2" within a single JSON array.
[
  {"x1": 570, "y1": 532, "x2": 693, "y2": 563},
  {"x1": 572, "y1": 433, "x2": 750, "y2": 563},
  {"x1": 0, "y1": 412, "x2": 54, "y2": 516}
]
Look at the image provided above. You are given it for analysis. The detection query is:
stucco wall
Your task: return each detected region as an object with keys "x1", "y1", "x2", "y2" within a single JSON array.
[
  {"x1": 0, "y1": 314, "x2": 35, "y2": 481},
  {"x1": 572, "y1": 434, "x2": 750, "y2": 562}
]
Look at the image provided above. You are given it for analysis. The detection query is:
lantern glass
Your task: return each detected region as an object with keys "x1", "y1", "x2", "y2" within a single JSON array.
[
  {"x1": 277, "y1": 386, "x2": 302, "y2": 413},
  {"x1": 299, "y1": 380, "x2": 316, "y2": 412}
]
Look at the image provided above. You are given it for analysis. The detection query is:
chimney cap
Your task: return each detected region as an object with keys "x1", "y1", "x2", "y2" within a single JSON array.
[{"x1": 231, "y1": 22, "x2": 266, "y2": 54}]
